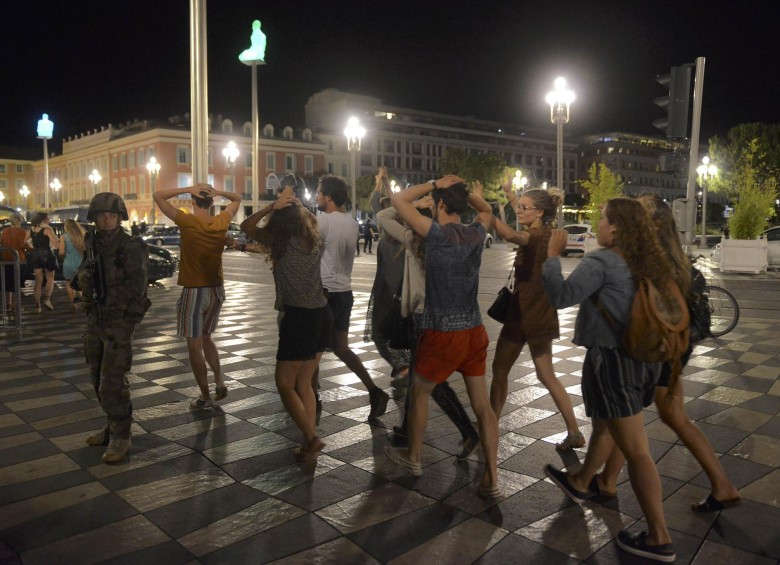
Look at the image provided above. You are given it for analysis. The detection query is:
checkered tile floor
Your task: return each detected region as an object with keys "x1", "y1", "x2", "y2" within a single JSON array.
[{"x1": 0, "y1": 259, "x2": 779, "y2": 564}]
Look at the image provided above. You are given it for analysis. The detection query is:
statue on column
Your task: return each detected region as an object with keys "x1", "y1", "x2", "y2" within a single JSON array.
[{"x1": 239, "y1": 20, "x2": 267, "y2": 63}]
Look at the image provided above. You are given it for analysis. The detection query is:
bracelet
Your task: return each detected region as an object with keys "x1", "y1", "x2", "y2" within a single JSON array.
[{"x1": 240, "y1": 243, "x2": 247, "y2": 252}]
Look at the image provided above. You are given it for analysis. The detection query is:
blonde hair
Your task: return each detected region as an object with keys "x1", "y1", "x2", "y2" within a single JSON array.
[
  {"x1": 637, "y1": 195, "x2": 691, "y2": 295},
  {"x1": 524, "y1": 187, "x2": 563, "y2": 225},
  {"x1": 64, "y1": 219, "x2": 86, "y2": 254},
  {"x1": 9, "y1": 214, "x2": 23, "y2": 227}
]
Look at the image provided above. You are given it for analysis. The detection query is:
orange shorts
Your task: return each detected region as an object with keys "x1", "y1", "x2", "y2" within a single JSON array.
[{"x1": 415, "y1": 325, "x2": 489, "y2": 384}]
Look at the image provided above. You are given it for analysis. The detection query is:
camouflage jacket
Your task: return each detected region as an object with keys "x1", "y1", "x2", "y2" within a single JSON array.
[{"x1": 77, "y1": 228, "x2": 150, "y2": 323}]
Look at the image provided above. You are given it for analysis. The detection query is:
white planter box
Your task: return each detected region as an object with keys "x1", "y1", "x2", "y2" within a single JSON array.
[{"x1": 719, "y1": 238, "x2": 769, "y2": 273}]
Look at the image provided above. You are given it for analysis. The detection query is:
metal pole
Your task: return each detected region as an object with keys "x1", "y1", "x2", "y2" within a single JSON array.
[
  {"x1": 700, "y1": 180, "x2": 708, "y2": 249},
  {"x1": 43, "y1": 138, "x2": 49, "y2": 209},
  {"x1": 150, "y1": 174, "x2": 157, "y2": 225},
  {"x1": 684, "y1": 56, "x2": 706, "y2": 246},
  {"x1": 189, "y1": 0, "x2": 209, "y2": 185},
  {"x1": 556, "y1": 114, "x2": 564, "y2": 226},
  {"x1": 350, "y1": 147, "x2": 357, "y2": 218},
  {"x1": 251, "y1": 63, "x2": 259, "y2": 212}
]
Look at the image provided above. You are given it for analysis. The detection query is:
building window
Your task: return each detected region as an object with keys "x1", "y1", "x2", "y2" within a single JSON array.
[
  {"x1": 177, "y1": 147, "x2": 190, "y2": 164},
  {"x1": 121, "y1": 179, "x2": 127, "y2": 194},
  {"x1": 243, "y1": 122, "x2": 252, "y2": 136},
  {"x1": 138, "y1": 150, "x2": 144, "y2": 167},
  {"x1": 16, "y1": 164, "x2": 23, "y2": 173},
  {"x1": 130, "y1": 178, "x2": 136, "y2": 194},
  {"x1": 303, "y1": 128, "x2": 312, "y2": 141},
  {"x1": 245, "y1": 178, "x2": 252, "y2": 195},
  {"x1": 328, "y1": 162, "x2": 333, "y2": 173},
  {"x1": 16, "y1": 179, "x2": 24, "y2": 189},
  {"x1": 283, "y1": 127, "x2": 293, "y2": 140},
  {"x1": 178, "y1": 173, "x2": 193, "y2": 190},
  {"x1": 139, "y1": 176, "x2": 145, "y2": 195},
  {"x1": 0, "y1": 180, "x2": 6, "y2": 189},
  {"x1": 119, "y1": 154, "x2": 126, "y2": 170},
  {"x1": 0, "y1": 164, "x2": 5, "y2": 174},
  {"x1": 245, "y1": 153, "x2": 252, "y2": 168},
  {"x1": 266, "y1": 153, "x2": 275, "y2": 171},
  {"x1": 341, "y1": 163, "x2": 347, "y2": 176},
  {"x1": 222, "y1": 119, "x2": 233, "y2": 133},
  {"x1": 285, "y1": 154, "x2": 295, "y2": 171},
  {"x1": 263, "y1": 124, "x2": 274, "y2": 137},
  {"x1": 128, "y1": 151, "x2": 135, "y2": 169},
  {"x1": 225, "y1": 177, "x2": 234, "y2": 191},
  {"x1": 304, "y1": 155, "x2": 313, "y2": 174}
]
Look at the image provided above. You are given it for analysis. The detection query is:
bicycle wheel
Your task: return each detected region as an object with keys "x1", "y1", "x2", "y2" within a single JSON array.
[{"x1": 705, "y1": 285, "x2": 739, "y2": 337}]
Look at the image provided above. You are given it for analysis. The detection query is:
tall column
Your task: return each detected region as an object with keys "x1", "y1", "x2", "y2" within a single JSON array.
[{"x1": 189, "y1": 0, "x2": 209, "y2": 185}]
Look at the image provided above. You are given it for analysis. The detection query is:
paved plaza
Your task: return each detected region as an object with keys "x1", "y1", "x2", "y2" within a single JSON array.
[{"x1": 0, "y1": 246, "x2": 779, "y2": 564}]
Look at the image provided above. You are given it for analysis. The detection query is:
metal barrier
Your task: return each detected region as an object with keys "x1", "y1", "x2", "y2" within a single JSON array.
[{"x1": 0, "y1": 247, "x2": 23, "y2": 341}]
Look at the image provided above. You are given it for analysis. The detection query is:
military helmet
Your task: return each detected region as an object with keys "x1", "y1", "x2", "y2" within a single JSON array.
[{"x1": 87, "y1": 192, "x2": 129, "y2": 221}]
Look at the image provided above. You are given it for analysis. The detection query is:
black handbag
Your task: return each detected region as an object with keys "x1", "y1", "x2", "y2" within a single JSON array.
[{"x1": 487, "y1": 269, "x2": 514, "y2": 323}]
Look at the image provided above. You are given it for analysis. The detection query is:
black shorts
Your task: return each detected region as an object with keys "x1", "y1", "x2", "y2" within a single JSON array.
[
  {"x1": 326, "y1": 290, "x2": 354, "y2": 332},
  {"x1": 581, "y1": 346, "x2": 661, "y2": 419},
  {"x1": 277, "y1": 305, "x2": 334, "y2": 361},
  {"x1": 28, "y1": 249, "x2": 58, "y2": 272}
]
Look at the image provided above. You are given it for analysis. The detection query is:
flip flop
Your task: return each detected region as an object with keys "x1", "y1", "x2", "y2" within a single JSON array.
[
  {"x1": 476, "y1": 483, "x2": 503, "y2": 500},
  {"x1": 691, "y1": 493, "x2": 742, "y2": 513}
]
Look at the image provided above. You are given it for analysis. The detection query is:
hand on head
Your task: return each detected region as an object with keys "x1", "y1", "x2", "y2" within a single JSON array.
[
  {"x1": 192, "y1": 183, "x2": 213, "y2": 198},
  {"x1": 273, "y1": 186, "x2": 297, "y2": 209},
  {"x1": 547, "y1": 229, "x2": 568, "y2": 257},
  {"x1": 413, "y1": 195, "x2": 434, "y2": 209},
  {"x1": 436, "y1": 174, "x2": 466, "y2": 189},
  {"x1": 472, "y1": 180, "x2": 484, "y2": 199}
]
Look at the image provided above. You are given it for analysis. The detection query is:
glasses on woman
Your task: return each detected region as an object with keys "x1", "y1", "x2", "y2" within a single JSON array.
[{"x1": 517, "y1": 204, "x2": 537, "y2": 212}]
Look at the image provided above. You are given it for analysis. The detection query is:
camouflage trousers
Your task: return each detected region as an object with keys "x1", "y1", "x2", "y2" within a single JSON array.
[{"x1": 85, "y1": 316, "x2": 136, "y2": 439}]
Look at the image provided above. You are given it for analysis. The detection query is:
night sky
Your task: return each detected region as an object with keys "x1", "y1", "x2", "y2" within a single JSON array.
[{"x1": 3, "y1": 0, "x2": 779, "y2": 152}]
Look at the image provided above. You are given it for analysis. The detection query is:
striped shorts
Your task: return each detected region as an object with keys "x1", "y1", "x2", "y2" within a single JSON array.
[
  {"x1": 176, "y1": 286, "x2": 226, "y2": 338},
  {"x1": 581, "y1": 346, "x2": 661, "y2": 420}
]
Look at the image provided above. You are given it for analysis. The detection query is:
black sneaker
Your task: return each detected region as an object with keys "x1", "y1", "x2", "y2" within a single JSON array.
[
  {"x1": 616, "y1": 530, "x2": 676, "y2": 563},
  {"x1": 544, "y1": 464, "x2": 594, "y2": 504},
  {"x1": 368, "y1": 388, "x2": 390, "y2": 420}
]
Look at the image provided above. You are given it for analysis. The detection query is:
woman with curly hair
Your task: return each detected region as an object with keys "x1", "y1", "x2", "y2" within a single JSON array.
[
  {"x1": 239, "y1": 186, "x2": 332, "y2": 461},
  {"x1": 542, "y1": 197, "x2": 682, "y2": 562},
  {"x1": 595, "y1": 195, "x2": 740, "y2": 512},
  {"x1": 59, "y1": 219, "x2": 86, "y2": 311},
  {"x1": 490, "y1": 181, "x2": 584, "y2": 450}
]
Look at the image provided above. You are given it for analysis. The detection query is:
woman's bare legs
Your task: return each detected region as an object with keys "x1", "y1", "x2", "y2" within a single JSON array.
[
  {"x1": 275, "y1": 353, "x2": 323, "y2": 444},
  {"x1": 33, "y1": 268, "x2": 44, "y2": 307},
  {"x1": 490, "y1": 336, "x2": 523, "y2": 418},
  {"x1": 529, "y1": 341, "x2": 581, "y2": 438},
  {"x1": 599, "y1": 380, "x2": 739, "y2": 502}
]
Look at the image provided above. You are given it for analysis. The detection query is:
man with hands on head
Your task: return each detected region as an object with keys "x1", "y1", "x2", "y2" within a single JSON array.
[
  {"x1": 154, "y1": 183, "x2": 241, "y2": 409},
  {"x1": 384, "y1": 174, "x2": 502, "y2": 500}
]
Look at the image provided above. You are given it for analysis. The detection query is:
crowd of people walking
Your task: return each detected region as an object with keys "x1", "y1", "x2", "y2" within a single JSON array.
[{"x1": 5, "y1": 165, "x2": 741, "y2": 563}]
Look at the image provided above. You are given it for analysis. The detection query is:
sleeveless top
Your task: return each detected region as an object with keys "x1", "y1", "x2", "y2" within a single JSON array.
[{"x1": 31, "y1": 228, "x2": 52, "y2": 250}]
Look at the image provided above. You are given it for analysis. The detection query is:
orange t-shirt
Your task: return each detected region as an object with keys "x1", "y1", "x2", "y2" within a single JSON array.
[
  {"x1": 175, "y1": 210, "x2": 231, "y2": 287},
  {"x1": 0, "y1": 226, "x2": 28, "y2": 262}
]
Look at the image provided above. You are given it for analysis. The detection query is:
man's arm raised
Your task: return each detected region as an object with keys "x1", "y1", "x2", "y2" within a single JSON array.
[
  {"x1": 153, "y1": 184, "x2": 210, "y2": 222},
  {"x1": 390, "y1": 174, "x2": 465, "y2": 238}
]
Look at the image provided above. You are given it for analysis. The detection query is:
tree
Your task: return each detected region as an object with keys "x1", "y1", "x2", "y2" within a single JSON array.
[
  {"x1": 725, "y1": 139, "x2": 778, "y2": 239},
  {"x1": 579, "y1": 163, "x2": 624, "y2": 225},
  {"x1": 437, "y1": 149, "x2": 507, "y2": 202},
  {"x1": 708, "y1": 123, "x2": 780, "y2": 202}
]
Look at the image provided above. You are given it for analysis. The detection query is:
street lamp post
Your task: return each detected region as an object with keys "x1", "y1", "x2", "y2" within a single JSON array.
[
  {"x1": 146, "y1": 157, "x2": 161, "y2": 225},
  {"x1": 511, "y1": 169, "x2": 528, "y2": 231},
  {"x1": 19, "y1": 185, "x2": 30, "y2": 208},
  {"x1": 50, "y1": 178, "x2": 62, "y2": 206},
  {"x1": 545, "y1": 77, "x2": 575, "y2": 227},
  {"x1": 37, "y1": 114, "x2": 54, "y2": 210},
  {"x1": 222, "y1": 141, "x2": 240, "y2": 215},
  {"x1": 696, "y1": 156, "x2": 717, "y2": 249},
  {"x1": 344, "y1": 117, "x2": 366, "y2": 218},
  {"x1": 88, "y1": 169, "x2": 102, "y2": 196}
]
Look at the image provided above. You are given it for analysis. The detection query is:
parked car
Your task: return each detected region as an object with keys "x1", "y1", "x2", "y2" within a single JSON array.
[
  {"x1": 562, "y1": 223, "x2": 594, "y2": 256},
  {"x1": 226, "y1": 222, "x2": 248, "y2": 245},
  {"x1": 142, "y1": 226, "x2": 181, "y2": 247},
  {"x1": 764, "y1": 226, "x2": 780, "y2": 267},
  {"x1": 484, "y1": 232, "x2": 494, "y2": 248}
]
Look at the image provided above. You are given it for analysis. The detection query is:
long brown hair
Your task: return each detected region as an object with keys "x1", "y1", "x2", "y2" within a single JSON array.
[
  {"x1": 604, "y1": 197, "x2": 682, "y2": 307},
  {"x1": 638, "y1": 195, "x2": 691, "y2": 295},
  {"x1": 64, "y1": 219, "x2": 86, "y2": 254},
  {"x1": 254, "y1": 204, "x2": 319, "y2": 265}
]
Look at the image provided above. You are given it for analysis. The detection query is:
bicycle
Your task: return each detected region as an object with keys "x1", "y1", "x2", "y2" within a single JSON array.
[{"x1": 690, "y1": 255, "x2": 740, "y2": 337}]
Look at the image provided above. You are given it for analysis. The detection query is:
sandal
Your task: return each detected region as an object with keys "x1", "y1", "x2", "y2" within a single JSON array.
[
  {"x1": 589, "y1": 473, "x2": 617, "y2": 498},
  {"x1": 476, "y1": 483, "x2": 503, "y2": 500},
  {"x1": 294, "y1": 436, "x2": 325, "y2": 462},
  {"x1": 214, "y1": 385, "x2": 228, "y2": 401},
  {"x1": 691, "y1": 493, "x2": 741, "y2": 513},
  {"x1": 555, "y1": 432, "x2": 586, "y2": 451}
]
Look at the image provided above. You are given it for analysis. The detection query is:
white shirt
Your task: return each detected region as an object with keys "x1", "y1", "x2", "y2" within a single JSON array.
[{"x1": 318, "y1": 211, "x2": 358, "y2": 292}]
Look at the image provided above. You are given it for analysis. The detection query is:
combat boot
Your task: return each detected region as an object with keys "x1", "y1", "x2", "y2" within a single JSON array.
[
  {"x1": 102, "y1": 437, "x2": 131, "y2": 464},
  {"x1": 85, "y1": 426, "x2": 110, "y2": 446}
]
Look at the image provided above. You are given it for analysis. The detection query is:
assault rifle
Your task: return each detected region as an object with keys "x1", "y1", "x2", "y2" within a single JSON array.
[{"x1": 71, "y1": 228, "x2": 107, "y2": 309}]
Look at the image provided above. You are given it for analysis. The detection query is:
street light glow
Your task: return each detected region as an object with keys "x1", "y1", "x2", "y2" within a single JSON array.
[
  {"x1": 89, "y1": 169, "x2": 102, "y2": 185},
  {"x1": 344, "y1": 117, "x2": 366, "y2": 218},
  {"x1": 222, "y1": 140, "x2": 240, "y2": 165},
  {"x1": 146, "y1": 156, "x2": 161, "y2": 176}
]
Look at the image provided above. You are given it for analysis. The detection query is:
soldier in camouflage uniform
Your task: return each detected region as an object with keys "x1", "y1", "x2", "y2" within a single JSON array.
[{"x1": 78, "y1": 193, "x2": 150, "y2": 464}]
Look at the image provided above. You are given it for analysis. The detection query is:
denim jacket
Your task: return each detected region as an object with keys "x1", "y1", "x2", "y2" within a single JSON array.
[{"x1": 542, "y1": 248, "x2": 635, "y2": 348}]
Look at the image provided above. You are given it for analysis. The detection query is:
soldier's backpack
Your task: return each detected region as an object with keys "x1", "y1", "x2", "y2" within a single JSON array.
[{"x1": 595, "y1": 275, "x2": 690, "y2": 382}]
